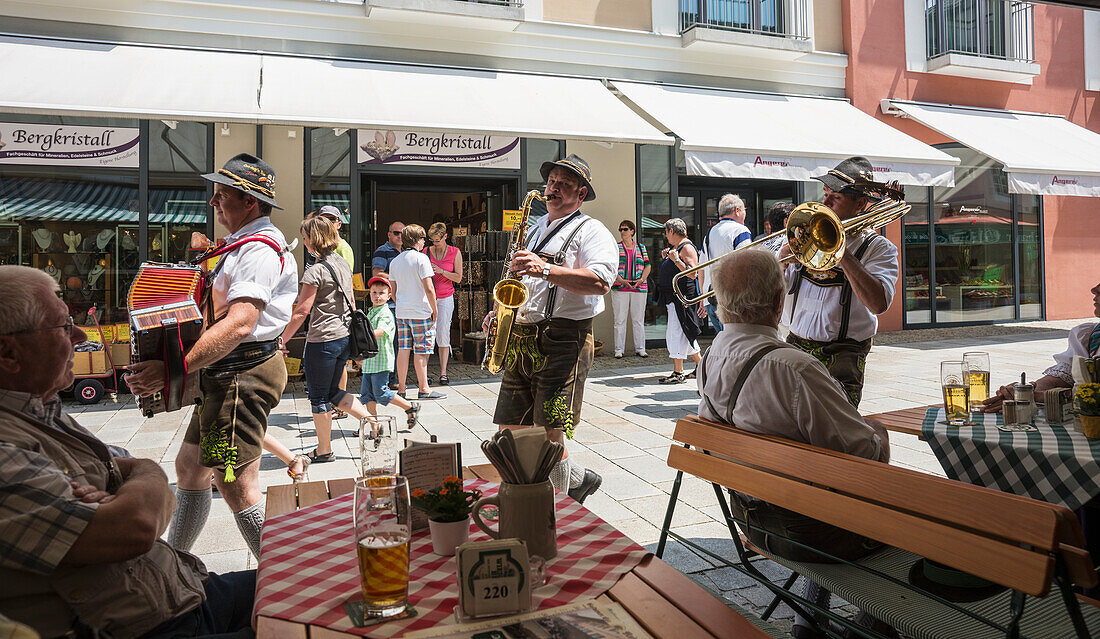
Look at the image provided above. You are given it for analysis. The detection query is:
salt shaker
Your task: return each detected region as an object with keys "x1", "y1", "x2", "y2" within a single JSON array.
[{"x1": 1015, "y1": 374, "x2": 1035, "y2": 425}]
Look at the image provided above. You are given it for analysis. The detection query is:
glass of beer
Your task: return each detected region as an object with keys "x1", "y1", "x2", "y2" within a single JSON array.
[
  {"x1": 962, "y1": 351, "x2": 991, "y2": 410},
  {"x1": 941, "y1": 360, "x2": 971, "y2": 426},
  {"x1": 360, "y1": 415, "x2": 398, "y2": 477},
  {"x1": 353, "y1": 475, "x2": 411, "y2": 618}
]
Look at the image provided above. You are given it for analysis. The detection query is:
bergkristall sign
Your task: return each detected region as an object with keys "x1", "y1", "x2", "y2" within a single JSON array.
[
  {"x1": 357, "y1": 129, "x2": 520, "y2": 169},
  {"x1": 0, "y1": 123, "x2": 140, "y2": 168}
]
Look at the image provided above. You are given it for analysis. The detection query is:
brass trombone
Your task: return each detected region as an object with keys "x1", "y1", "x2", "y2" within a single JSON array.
[{"x1": 672, "y1": 196, "x2": 911, "y2": 306}]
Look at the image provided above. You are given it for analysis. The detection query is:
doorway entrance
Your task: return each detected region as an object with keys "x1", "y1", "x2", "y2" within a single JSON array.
[
  {"x1": 676, "y1": 178, "x2": 797, "y2": 249},
  {"x1": 362, "y1": 173, "x2": 520, "y2": 256}
]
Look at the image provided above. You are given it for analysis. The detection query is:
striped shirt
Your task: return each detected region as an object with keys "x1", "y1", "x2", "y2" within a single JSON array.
[
  {"x1": 612, "y1": 242, "x2": 649, "y2": 293},
  {"x1": 361, "y1": 304, "x2": 397, "y2": 374},
  {"x1": 0, "y1": 391, "x2": 100, "y2": 574}
]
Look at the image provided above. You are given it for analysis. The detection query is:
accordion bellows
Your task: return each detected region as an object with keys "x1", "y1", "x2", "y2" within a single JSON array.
[{"x1": 128, "y1": 263, "x2": 205, "y2": 417}]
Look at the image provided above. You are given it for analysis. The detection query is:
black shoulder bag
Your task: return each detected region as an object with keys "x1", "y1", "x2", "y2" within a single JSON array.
[{"x1": 320, "y1": 259, "x2": 379, "y2": 360}]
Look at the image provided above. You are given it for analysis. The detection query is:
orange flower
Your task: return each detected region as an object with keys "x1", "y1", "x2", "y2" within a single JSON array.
[
  {"x1": 444, "y1": 476, "x2": 460, "y2": 483},
  {"x1": 411, "y1": 488, "x2": 426, "y2": 498}
]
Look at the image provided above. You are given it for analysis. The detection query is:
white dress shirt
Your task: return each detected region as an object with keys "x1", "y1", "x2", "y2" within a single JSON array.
[
  {"x1": 697, "y1": 323, "x2": 886, "y2": 461},
  {"x1": 517, "y1": 210, "x2": 617, "y2": 324},
  {"x1": 213, "y1": 217, "x2": 299, "y2": 343},
  {"x1": 784, "y1": 232, "x2": 898, "y2": 342},
  {"x1": 701, "y1": 218, "x2": 753, "y2": 295},
  {"x1": 1043, "y1": 321, "x2": 1099, "y2": 385}
]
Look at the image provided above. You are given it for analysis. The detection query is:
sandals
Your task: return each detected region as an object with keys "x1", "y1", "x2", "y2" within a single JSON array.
[
  {"x1": 438, "y1": 374, "x2": 450, "y2": 386},
  {"x1": 306, "y1": 449, "x2": 335, "y2": 463},
  {"x1": 287, "y1": 454, "x2": 312, "y2": 482},
  {"x1": 659, "y1": 372, "x2": 686, "y2": 384},
  {"x1": 405, "y1": 402, "x2": 421, "y2": 428},
  {"x1": 332, "y1": 409, "x2": 348, "y2": 420},
  {"x1": 685, "y1": 369, "x2": 697, "y2": 380}
]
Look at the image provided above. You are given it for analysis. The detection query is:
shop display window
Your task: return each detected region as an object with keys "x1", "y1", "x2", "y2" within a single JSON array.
[
  {"x1": 638, "y1": 144, "x2": 673, "y2": 340},
  {"x1": 901, "y1": 144, "x2": 1042, "y2": 326}
]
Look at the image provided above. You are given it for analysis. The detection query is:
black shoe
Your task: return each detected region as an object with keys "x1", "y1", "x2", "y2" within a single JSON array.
[
  {"x1": 658, "y1": 372, "x2": 686, "y2": 384},
  {"x1": 568, "y1": 470, "x2": 602, "y2": 504},
  {"x1": 685, "y1": 369, "x2": 697, "y2": 380},
  {"x1": 388, "y1": 382, "x2": 400, "y2": 391}
]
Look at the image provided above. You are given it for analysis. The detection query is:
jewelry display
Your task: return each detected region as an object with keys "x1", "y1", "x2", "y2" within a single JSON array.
[
  {"x1": 32, "y1": 228, "x2": 55, "y2": 251},
  {"x1": 96, "y1": 229, "x2": 116, "y2": 250},
  {"x1": 120, "y1": 230, "x2": 137, "y2": 251},
  {"x1": 88, "y1": 262, "x2": 106, "y2": 288},
  {"x1": 44, "y1": 260, "x2": 62, "y2": 284}
]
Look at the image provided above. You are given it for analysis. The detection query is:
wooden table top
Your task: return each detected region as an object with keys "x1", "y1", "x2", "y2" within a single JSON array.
[
  {"x1": 261, "y1": 477, "x2": 771, "y2": 639},
  {"x1": 864, "y1": 405, "x2": 931, "y2": 439}
]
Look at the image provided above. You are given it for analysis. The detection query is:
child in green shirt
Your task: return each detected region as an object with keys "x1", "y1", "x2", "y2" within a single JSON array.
[{"x1": 360, "y1": 277, "x2": 420, "y2": 428}]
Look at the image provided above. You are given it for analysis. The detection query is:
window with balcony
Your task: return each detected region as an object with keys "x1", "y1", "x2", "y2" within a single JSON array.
[
  {"x1": 926, "y1": 0, "x2": 1034, "y2": 63},
  {"x1": 916, "y1": 0, "x2": 1039, "y2": 82},
  {"x1": 679, "y1": 0, "x2": 810, "y2": 51}
]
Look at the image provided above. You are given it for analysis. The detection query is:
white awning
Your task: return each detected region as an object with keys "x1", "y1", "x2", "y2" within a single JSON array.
[
  {"x1": 260, "y1": 57, "x2": 671, "y2": 144},
  {"x1": 881, "y1": 100, "x2": 1100, "y2": 197},
  {"x1": 612, "y1": 81, "x2": 958, "y2": 187},
  {"x1": 0, "y1": 36, "x2": 671, "y2": 145}
]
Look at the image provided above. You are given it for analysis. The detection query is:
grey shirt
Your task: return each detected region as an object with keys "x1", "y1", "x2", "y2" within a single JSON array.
[{"x1": 301, "y1": 254, "x2": 354, "y2": 343}]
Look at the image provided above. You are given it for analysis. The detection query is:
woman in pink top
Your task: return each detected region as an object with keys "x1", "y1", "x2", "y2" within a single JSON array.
[
  {"x1": 611, "y1": 219, "x2": 651, "y2": 358},
  {"x1": 425, "y1": 222, "x2": 463, "y2": 384}
]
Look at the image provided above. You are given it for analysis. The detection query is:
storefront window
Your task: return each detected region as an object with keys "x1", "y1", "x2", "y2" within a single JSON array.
[
  {"x1": 0, "y1": 115, "x2": 140, "y2": 327},
  {"x1": 903, "y1": 186, "x2": 932, "y2": 325},
  {"x1": 523, "y1": 139, "x2": 560, "y2": 223},
  {"x1": 1018, "y1": 193, "x2": 1042, "y2": 319},
  {"x1": 932, "y1": 145, "x2": 1017, "y2": 323},
  {"x1": 310, "y1": 127, "x2": 351, "y2": 235},
  {"x1": 638, "y1": 144, "x2": 673, "y2": 341},
  {"x1": 149, "y1": 121, "x2": 210, "y2": 270}
]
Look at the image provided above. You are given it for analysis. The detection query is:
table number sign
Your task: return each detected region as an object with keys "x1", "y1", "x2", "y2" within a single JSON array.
[{"x1": 456, "y1": 539, "x2": 531, "y2": 619}]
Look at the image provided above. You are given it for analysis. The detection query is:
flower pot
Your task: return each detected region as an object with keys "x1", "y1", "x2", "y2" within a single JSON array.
[
  {"x1": 1081, "y1": 415, "x2": 1100, "y2": 440},
  {"x1": 428, "y1": 517, "x2": 470, "y2": 556}
]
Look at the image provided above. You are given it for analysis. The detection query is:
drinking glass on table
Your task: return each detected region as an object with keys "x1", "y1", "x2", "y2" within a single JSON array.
[
  {"x1": 962, "y1": 352, "x2": 990, "y2": 410},
  {"x1": 941, "y1": 361, "x2": 972, "y2": 426},
  {"x1": 353, "y1": 475, "x2": 411, "y2": 618},
  {"x1": 360, "y1": 415, "x2": 398, "y2": 476}
]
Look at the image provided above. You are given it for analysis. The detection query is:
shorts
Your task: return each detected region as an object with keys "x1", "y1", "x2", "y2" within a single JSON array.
[
  {"x1": 360, "y1": 370, "x2": 397, "y2": 406},
  {"x1": 786, "y1": 333, "x2": 873, "y2": 408},
  {"x1": 183, "y1": 352, "x2": 287, "y2": 479},
  {"x1": 397, "y1": 317, "x2": 436, "y2": 355},
  {"x1": 493, "y1": 318, "x2": 594, "y2": 438}
]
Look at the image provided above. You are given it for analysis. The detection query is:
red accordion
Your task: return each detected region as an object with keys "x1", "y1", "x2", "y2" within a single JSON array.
[{"x1": 128, "y1": 263, "x2": 205, "y2": 417}]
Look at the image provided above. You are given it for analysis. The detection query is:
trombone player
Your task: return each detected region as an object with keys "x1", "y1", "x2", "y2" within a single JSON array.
[{"x1": 779, "y1": 157, "x2": 899, "y2": 408}]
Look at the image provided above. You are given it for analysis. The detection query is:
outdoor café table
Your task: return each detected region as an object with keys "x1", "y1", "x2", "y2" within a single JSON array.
[
  {"x1": 255, "y1": 477, "x2": 771, "y2": 638},
  {"x1": 921, "y1": 407, "x2": 1100, "y2": 512}
]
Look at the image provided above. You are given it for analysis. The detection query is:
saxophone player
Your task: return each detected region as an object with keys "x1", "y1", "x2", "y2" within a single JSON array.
[{"x1": 481, "y1": 155, "x2": 617, "y2": 503}]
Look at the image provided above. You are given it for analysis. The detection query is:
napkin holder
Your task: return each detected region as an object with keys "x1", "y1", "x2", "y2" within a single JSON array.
[{"x1": 1044, "y1": 387, "x2": 1073, "y2": 424}]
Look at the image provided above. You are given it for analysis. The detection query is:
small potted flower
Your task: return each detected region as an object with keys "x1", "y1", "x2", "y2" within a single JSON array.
[
  {"x1": 411, "y1": 477, "x2": 482, "y2": 556},
  {"x1": 1074, "y1": 383, "x2": 1100, "y2": 439}
]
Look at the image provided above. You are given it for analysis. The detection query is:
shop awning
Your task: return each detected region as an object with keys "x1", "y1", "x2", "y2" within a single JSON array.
[
  {"x1": 611, "y1": 81, "x2": 958, "y2": 187},
  {"x1": 0, "y1": 36, "x2": 671, "y2": 145},
  {"x1": 0, "y1": 179, "x2": 206, "y2": 224},
  {"x1": 881, "y1": 100, "x2": 1100, "y2": 197}
]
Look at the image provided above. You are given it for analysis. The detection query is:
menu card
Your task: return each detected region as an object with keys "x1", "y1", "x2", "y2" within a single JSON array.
[{"x1": 400, "y1": 439, "x2": 462, "y2": 531}]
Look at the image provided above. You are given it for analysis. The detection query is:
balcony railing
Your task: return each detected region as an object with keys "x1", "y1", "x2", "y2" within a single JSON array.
[
  {"x1": 679, "y1": 0, "x2": 810, "y2": 41},
  {"x1": 926, "y1": 0, "x2": 1034, "y2": 63}
]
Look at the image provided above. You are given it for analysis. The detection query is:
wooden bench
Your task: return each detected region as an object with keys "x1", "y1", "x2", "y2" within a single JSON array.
[
  {"x1": 259, "y1": 476, "x2": 776, "y2": 638},
  {"x1": 660, "y1": 415, "x2": 1100, "y2": 639}
]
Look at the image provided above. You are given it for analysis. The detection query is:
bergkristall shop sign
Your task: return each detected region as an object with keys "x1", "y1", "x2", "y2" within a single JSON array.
[
  {"x1": 0, "y1": 123, "x2": 139, "y2": 168},
  {"x1": 357, "y1": 130, "x2": 520, "y2": 169}
]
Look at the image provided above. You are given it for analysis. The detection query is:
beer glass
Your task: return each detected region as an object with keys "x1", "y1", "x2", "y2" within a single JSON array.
[
  {"x1": 353, "y1": 475, "x2": 411, "y2": 618},
  {"x1": 941, "y1": 361, "x2": 971, "y2": 426},
  {"x1": 962, "y1": 352, "x2": 991, "y2": 410},
  {"x1": 360, "y1": 415, "x2": 398, "y2": 477}
]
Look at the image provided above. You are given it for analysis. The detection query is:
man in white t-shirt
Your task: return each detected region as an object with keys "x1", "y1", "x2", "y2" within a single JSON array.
[
  {"x1": 701, "y1": 194, "x2": 753, "y2": 332},
  {"x1": 389, "y1": 224, "x2": 445, "y2": 400}
]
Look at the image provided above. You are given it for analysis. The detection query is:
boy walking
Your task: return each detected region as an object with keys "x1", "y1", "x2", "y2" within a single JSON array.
[{"x1": 360, "y1": 277, "x2": 421, "y2": 428}]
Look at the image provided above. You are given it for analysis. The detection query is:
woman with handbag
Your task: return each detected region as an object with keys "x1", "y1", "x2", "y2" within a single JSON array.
[{"x1": 279, "y1": 216, "x2": 379, "y2": 463}]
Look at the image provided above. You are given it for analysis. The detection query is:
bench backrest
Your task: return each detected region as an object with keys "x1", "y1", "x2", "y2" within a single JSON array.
[{"x1": 668, "y1": 415, "x2": 1096, "y2": 597}]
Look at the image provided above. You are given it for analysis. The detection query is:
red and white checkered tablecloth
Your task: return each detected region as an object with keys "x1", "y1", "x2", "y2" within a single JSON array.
[{"x1": 254, "y1": 479, "x2": 650, "y2": 636}]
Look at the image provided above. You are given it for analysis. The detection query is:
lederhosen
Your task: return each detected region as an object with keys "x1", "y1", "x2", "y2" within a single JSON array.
[
  {"x1": 495, "y1": 212, "x2": 593, "y2": 438},
  {"x1": 785, "y1": 235, "x2": 876, "y2": 408},
  {"x1": 699, "y1": 345, "x2": 881, "y2": 563},
  {"x1": 183, "y1": 234, "x2": 289, "y2": 481}
]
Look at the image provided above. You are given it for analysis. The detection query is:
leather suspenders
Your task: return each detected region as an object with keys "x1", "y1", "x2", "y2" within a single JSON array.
[
  {"x1": 527, "y1": 212, "x2": 591, "y2": 320},
  {"x1": 699, "y1": 343, "x2": 783, "y2": 425},
  {"x1": 786, "y1": 235, "x2": 874, "y2": 342}
]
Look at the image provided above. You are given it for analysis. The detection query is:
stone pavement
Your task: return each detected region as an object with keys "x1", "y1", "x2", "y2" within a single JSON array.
[{"x1": 63, "y1": 317, "x2": 1091, "y2": 636}]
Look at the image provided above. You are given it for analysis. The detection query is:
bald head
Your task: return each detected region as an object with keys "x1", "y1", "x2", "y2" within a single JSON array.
[{"x1": 712, "y1": 249, "x2": 784, "y2": 326}]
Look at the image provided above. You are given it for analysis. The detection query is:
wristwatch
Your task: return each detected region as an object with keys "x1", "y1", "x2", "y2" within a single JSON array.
[{"x1": 540, "y1": 265, "x2": 552, "y2": 280}]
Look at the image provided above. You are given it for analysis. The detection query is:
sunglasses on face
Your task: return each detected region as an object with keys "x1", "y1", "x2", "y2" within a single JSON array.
[{"x1": 619, "y1": 228, "x2": 631, "y2": 232}]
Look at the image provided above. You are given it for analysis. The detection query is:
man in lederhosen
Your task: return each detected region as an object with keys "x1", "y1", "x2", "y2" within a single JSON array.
[
  {"x1": 779, "y1": 157, "x2": 899, "y2": 408},
  {"x1": 481, "y1": 155, "x2": 617, "y2": 503},
  {"x1": 127, "y1": 153, "x2": 299, "y2": 558}
]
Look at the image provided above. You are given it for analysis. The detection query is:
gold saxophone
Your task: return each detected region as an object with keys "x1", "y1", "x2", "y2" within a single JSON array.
[{"x1": 483, "y1": 189, "x2": 548, "y2": 374}]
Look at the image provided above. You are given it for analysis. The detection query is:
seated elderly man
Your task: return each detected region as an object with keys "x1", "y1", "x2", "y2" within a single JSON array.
[
  {"x1": 698, "y1": 249, "x2": 891, "y2": 639},
  {"x1": 983, "y1": 280, "x2": 1100, "y2": 412},
  {"x1": 0, "y1": 266, "x2": 254, "y2": 639}
]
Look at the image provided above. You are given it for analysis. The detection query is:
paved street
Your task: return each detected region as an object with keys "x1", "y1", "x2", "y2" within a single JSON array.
[{"x1": 65, "y1": 317, "x2": 1090, "y2": 634}]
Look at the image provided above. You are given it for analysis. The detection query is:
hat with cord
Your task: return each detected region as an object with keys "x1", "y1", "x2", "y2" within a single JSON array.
[{"x1": 201, "y1": 153, "x2": 283, "y2": 210}]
